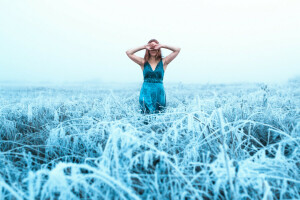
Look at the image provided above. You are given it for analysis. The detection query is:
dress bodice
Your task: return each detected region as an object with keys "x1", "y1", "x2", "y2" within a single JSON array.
[{"x1": 143, "y1": 58, "x2": 164, "y2": 83}]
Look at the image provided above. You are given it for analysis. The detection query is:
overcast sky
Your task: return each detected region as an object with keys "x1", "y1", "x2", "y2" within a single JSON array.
[{"x1": 0, "y1": 0, "x2": 299, "y2": 84}]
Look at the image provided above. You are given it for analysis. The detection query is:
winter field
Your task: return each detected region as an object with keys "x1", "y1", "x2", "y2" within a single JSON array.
[{"x1": 0, "y1": 80, "x2": 299, "y2": 200}]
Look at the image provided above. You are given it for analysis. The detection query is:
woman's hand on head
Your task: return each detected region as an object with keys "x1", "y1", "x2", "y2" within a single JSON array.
[
  {"x1": 145, "y1": 42, "x2": 160, "y2": 50},
  {"x1": 150, "y1": 42, "x2": 157, "y2": 48},
  {"x1": 145, "y1": 44, "x2": 152, "y2": 50},
  {"x1": 146, "y1": 43, "x2": 156, "y2": 50},
  {"x1": 153, "y1": 43, "x2": 162, "y2": 50}
]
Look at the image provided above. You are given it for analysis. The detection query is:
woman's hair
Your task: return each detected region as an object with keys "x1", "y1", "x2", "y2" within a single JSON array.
[{"x1": 144, "y1": 39, "x2": 163, "y2": 63}]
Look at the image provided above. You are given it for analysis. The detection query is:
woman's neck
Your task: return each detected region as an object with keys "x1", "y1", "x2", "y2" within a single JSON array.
[{"x1": 149, "y1": 57, "x2": 159, "y2": 62}]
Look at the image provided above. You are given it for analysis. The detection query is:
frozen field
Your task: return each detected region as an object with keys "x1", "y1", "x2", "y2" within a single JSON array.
[{"x1": 0, "y1": 81, "x2": 299, "y2": 199}]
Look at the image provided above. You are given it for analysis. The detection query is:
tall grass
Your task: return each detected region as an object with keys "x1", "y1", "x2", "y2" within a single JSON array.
[{"x1": 0, "y1": 81, "x2": 299, "y2": 199}]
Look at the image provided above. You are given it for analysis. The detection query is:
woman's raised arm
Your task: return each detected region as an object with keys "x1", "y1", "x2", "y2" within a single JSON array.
[
  {"x1": 126, "y1": 45, "x2": 147, "y2": 66},
  {"x1": 160, "y1": 44, "x2": 181, "y2": 66}
]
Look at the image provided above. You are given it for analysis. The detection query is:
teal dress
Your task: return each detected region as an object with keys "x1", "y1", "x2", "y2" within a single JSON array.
[{"x1": 139, "y1": 58, "x2": 166, "y2": 114}]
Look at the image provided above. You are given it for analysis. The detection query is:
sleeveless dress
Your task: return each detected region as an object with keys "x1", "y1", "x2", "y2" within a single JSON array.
[{"x1": 139, "y1": 58, "x2": 166, "y2": 114}]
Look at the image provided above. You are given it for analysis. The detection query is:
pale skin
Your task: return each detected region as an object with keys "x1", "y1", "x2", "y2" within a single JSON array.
[{"x1": 126, "y1": 42, "x2": 181, "y2": 72}]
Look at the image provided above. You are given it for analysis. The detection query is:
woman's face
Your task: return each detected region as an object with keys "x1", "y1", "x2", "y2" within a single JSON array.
[
  {"x1": 149, "y1": 42, "x2": 158, "y2": 57},
  {"x1": 149, "y1": 49, "x2": 158, "y2": 56}
]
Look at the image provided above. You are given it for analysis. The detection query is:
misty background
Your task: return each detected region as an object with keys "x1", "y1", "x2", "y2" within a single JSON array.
[{"x1": 0, "y1": 0, "x2": 299, "y2": 85}]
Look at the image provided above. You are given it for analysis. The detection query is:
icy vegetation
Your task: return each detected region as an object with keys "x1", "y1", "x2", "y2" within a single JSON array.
[{"x1": 0, "y1": 80, "x2": 299, "y2": 200}]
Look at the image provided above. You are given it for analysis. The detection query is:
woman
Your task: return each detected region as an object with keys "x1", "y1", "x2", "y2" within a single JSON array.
[{"x1": 126, "y1": 39, "x2": 181, "y2": 114}]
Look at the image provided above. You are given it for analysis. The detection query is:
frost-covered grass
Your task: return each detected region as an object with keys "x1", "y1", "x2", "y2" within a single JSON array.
[{"x1": 0, "y1": 81, "x2": 299, "y2": 200}]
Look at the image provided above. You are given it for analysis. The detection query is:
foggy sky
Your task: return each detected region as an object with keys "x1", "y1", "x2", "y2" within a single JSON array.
[{"x1": 0, "y1": 0, "x2": 299, "y2": 84}]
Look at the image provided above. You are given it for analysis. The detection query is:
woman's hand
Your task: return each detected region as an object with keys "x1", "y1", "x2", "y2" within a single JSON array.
[
  {"x1": 145, "y1": 44, "x2": 152, "y2": 51},
  {"x1": 153, "y1": 43, "x2": 162, "y2": 50},
  {"x1": 145, "y1": 43, "x2": 155, "y2": 50},
  {"x1": 145, "y1": 42, "x2": 160, "y2": 50}
]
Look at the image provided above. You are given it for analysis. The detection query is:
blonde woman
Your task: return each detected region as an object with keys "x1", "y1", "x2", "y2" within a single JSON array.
[{"x1": 126, "y1": 39, "x2": 181, "y2": 114}]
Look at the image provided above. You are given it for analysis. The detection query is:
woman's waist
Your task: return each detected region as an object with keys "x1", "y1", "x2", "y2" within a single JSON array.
[{"x1": 143, "y1": 78, "x2": 163, "y2": 83}]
